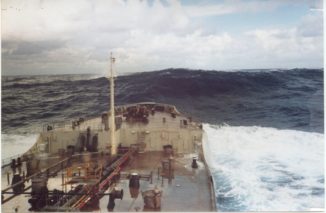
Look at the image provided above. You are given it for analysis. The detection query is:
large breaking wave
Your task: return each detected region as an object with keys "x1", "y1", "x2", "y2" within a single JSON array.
[{"x1": 1, "y1": 68, "x2": 323, "y2": 134}]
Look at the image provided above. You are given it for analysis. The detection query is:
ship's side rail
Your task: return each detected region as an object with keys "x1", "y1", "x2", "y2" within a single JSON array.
[
  {"x1": 42, "y1": 118, "x2": 104, "y2": 132},
  {"x1": 210, "y1": 171, "x2": 218, "y2": 210},
  {"x1": 2, "y1": 151, "x2": 105, "y2": 194},
  {"x1": 2, "y1": 150, "x2": 124, "y2": 204},
  {"x1": 2, "y1": 157, "x2": 70, "y2": 194},
  {"x1": 202, "y1": 157, "x2": 218, "y2": 211},
  {"x1": 122, "y1": 119, "x2": 201, "y2": 129},
  {"x1": 1, "y1": 153, "x2": 36, "y2": 168},
  {"x1": 1, "y1": 147, "x2": 134, "y2": 203},
  {"x1": 40, "y1": 102, "x2": 202, "y2": 133},
  {"x1": 1, "y1": 154, "x2": 22, "y2": 167},
  {"x1": 42, "y1": 116, "x2": 202, "y2": 134},
  {"x1": 1, "y1": 157, "x2": 72, "y2": 205},
  {"x1": 113, "y1": 102, "x2": 181, "y2": 115}
]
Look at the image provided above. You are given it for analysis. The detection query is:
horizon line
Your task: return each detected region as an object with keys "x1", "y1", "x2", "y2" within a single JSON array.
[{"x1": 1, "y1": 67, "x2": 324, "y2": 77}]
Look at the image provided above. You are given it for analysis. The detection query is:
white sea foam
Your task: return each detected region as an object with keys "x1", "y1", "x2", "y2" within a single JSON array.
[
  {"x1": 203, "y1": 124, "x2": 324, "y2": 211},
  {"x1": 1, "y1": 134, "x2": 38, "y2": 160}
]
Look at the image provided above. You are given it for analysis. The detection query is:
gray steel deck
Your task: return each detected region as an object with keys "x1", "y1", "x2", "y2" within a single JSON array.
[
  {"x1": 2, "y1": 151, "x2": 215, "y2": 212},
  {"x1": 99, "y1": 151, "x2": 215, "y2": 212}
]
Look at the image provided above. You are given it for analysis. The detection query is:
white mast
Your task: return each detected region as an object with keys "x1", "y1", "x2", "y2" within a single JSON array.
[{"x1": 109, "y1": 52, "x2": 116, "y2": 155}]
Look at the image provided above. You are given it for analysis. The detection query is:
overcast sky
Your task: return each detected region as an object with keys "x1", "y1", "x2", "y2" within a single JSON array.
[{"x1": 1, "y1": 0, "x2": 323, "y2": 76}]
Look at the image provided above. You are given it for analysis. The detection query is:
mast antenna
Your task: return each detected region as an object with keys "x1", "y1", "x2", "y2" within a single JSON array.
[{"x1": 109, "y1": 52, "x2": 116, "y2": 155}]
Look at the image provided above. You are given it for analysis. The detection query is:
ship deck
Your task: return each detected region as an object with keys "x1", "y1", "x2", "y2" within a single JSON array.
[
  {"x1": 2, "y1": 151, "x2": 215, "y2": 212},
  {"x1": 100, "y1": 151, "x2": 214, "y2": 211}
]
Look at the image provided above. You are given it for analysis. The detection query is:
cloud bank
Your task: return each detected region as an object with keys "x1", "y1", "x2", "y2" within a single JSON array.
[{"x1": 1, "y1": 0, "x2": 323, "y2": 75}]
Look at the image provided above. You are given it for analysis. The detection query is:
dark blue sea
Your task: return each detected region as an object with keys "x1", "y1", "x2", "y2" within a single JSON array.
[{"x1": 1, "y1": 68, "x2": 324, "y2": 211}]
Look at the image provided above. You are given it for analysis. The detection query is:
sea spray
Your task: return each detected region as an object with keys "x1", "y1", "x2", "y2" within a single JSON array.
[
  {"x1": 203, "y1": 124, "x2": 324, "y2": 211},
  {"x1": 1, "y1": 134, "x2": 38, "y2": 160}
]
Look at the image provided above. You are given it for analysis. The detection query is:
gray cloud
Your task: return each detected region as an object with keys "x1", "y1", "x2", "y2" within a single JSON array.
[
  {"x1": 297, "y1": 13, "x2": 323, "y2": 37},
  {"x1": 3, "y1": 40, "x2": 66, "y2": 56}
]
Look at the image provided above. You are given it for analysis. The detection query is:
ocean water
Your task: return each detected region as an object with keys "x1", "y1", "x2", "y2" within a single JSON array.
[{"x1": 1, "y1": 68, "x2": 324, "y2": 211}]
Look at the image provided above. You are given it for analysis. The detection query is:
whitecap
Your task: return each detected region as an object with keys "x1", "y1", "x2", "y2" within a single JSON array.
[{"x1": 203, "y1": 124, "x2": 324, "y2": 211}]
